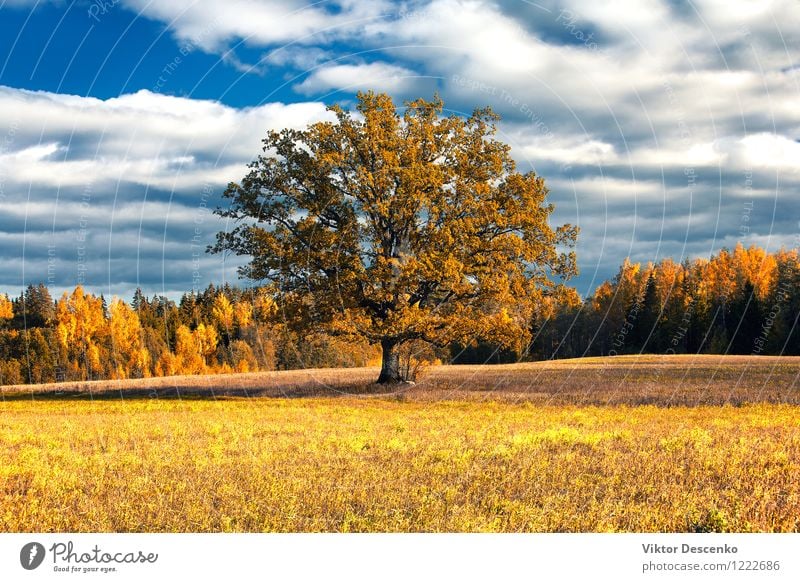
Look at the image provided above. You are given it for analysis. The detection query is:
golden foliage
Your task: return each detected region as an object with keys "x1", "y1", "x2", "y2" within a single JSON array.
[
  {"x1": 253, "y1": 290, "x2": 277, "y2": 323},
  {"x1": 194, "y1": 323, "x2": 218, "y2": 365},
  {"x1": 55, "y1": 286, "x2": 107, "y2": 378},
  {"x1": 212, "y1": 91, "x2": 578, "y2": 381},
  {"x1": 211, "y1": 293, "x2": 234, "y2": 330},
  {"x1": 233, "y1": 301, "x2": 253, "y2": 328},
  {"x1": 174, "y1": 325, "x2": 205, "y2": 374},
  {"x1": 109, "y1": 298, "x2": 150, "y2": 379},
  {"x1": 0, "y1": 294, "x2": 12, "y2": 321}
]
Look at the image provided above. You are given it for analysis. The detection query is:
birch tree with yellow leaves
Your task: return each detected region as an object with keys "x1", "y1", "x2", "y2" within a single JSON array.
[
  {"x1": 0, "y1": 294, "x2": 13, "y2": 324},
  {"x1": 109, "y1": 298, "x2": 150, "y2": 379},
  {"x1": 55, "y1": 286, "x2": 107, "y2": 380},
  {"x1": 211, "y1": 91, "x2": 578, "y2": 383}
]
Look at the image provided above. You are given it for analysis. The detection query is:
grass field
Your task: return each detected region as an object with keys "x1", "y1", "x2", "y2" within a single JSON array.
[{"x1": 1, "y1": 355, "x2": 799, "y2": 532}]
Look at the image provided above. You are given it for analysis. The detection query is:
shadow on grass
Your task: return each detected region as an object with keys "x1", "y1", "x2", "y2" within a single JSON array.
[{"x1": 0, "y1": 382, "x2": 414, "y2": 402}]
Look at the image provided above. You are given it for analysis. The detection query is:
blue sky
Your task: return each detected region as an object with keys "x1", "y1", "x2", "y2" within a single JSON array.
[{"x1": 0, "y1": 0, "x2": 798, "y2": 301}]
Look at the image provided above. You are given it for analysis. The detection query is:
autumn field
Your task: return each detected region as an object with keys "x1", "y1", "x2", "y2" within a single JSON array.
[{"x1": 1, "y1": 355, "x2": 799, "y2": 532}]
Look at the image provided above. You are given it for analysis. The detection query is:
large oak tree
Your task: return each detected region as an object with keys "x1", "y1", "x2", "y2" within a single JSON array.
[{"x1": 211, "y1": 92, "x2": 578, "y2": 383}]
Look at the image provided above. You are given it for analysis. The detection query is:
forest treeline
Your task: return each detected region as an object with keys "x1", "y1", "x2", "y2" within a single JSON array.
[
  {"x1": 528, "y1": 243, "x2": 800, "y2": 360},
  {"x1": 0, "y1": 284, "x2": 379, "y2": 385},
  {"x1": 0, "y1": 243, "x2": 798, "y2": 385}
]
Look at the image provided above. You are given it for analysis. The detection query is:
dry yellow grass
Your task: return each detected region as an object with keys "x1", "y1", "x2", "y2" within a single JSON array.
[{"x1": 1, "y1": 364, "x2": 799, "y2": 532}]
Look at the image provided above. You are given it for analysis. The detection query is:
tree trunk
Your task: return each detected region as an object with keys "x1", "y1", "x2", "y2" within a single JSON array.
[{"x1": 377, "y1": 339, "x2": 401, "y2": 384}]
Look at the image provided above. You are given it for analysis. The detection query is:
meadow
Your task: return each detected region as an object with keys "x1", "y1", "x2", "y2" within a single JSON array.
[{"x1": 1, "y1": 355, "x2": 799, "y2": 532}]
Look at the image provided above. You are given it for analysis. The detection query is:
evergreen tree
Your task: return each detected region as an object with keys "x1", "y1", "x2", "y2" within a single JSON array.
[
  {"x1": 14, "y1": 283, "x2": 55, "y2": 328},
  {"x1": 728, "y1": 281, "x2": 762, "y2": 354}
]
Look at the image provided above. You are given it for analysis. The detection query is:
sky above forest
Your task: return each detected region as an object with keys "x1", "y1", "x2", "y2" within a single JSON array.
[{"x1": 0, "y1": 0, "x2": 798, "y2": 300}]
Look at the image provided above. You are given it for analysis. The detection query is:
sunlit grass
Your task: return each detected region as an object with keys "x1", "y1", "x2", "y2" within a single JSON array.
[{"x1": 1, "y1": 396, "x2": 798, "y2": 532}]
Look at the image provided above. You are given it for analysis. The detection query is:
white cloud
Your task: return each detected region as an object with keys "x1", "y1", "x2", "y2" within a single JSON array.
[
  {"x1": 119, "y1": 0, "x2": 390, "y2": 51},
  {"x1": 721, "y1": 132, "x2": 800, "y2": 171},
  {"x1": 263, "y1": 46, "x2": 333, "y2": 70},
  {"x1": 294, "y1": 62, "x2": 420, "y2": 95},
  {"x1": 0, "y1": 86, "x2": 334, "y2": 191},
  {"x1": 557, "y1": 0, "x2": 670, "y2": 39},
  {"x1": 518, "y1": 136, "x2": 618, "y2": 167},
  {"x1": 369, "y1": 0, "x2": 559, "y2": 79},
  {"x1": 693, "y1": 0, "x2": 790, "y2": 28}
]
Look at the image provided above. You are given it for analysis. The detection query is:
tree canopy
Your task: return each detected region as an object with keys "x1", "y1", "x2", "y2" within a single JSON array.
[{"x1": 211, "y1": 91, "x2": 578, "y2": 382}]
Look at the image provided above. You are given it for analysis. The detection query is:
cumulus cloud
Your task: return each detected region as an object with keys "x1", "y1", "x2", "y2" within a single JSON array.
[
  {"x1": 294, "y1": 62, "x2": 422, "y2": 95},
  {"x1": 118, "y1": 0, "x2": 391, "y2": 52},
  {"x1": 263, "y1": 46, "x2": 333, "y2": 70},
  {"x1": 0, "y1": 86, "x2": 334, "y2": 297},
  {"x1": 0, "y1": 86, "x2": 332, "y2": 174}
]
